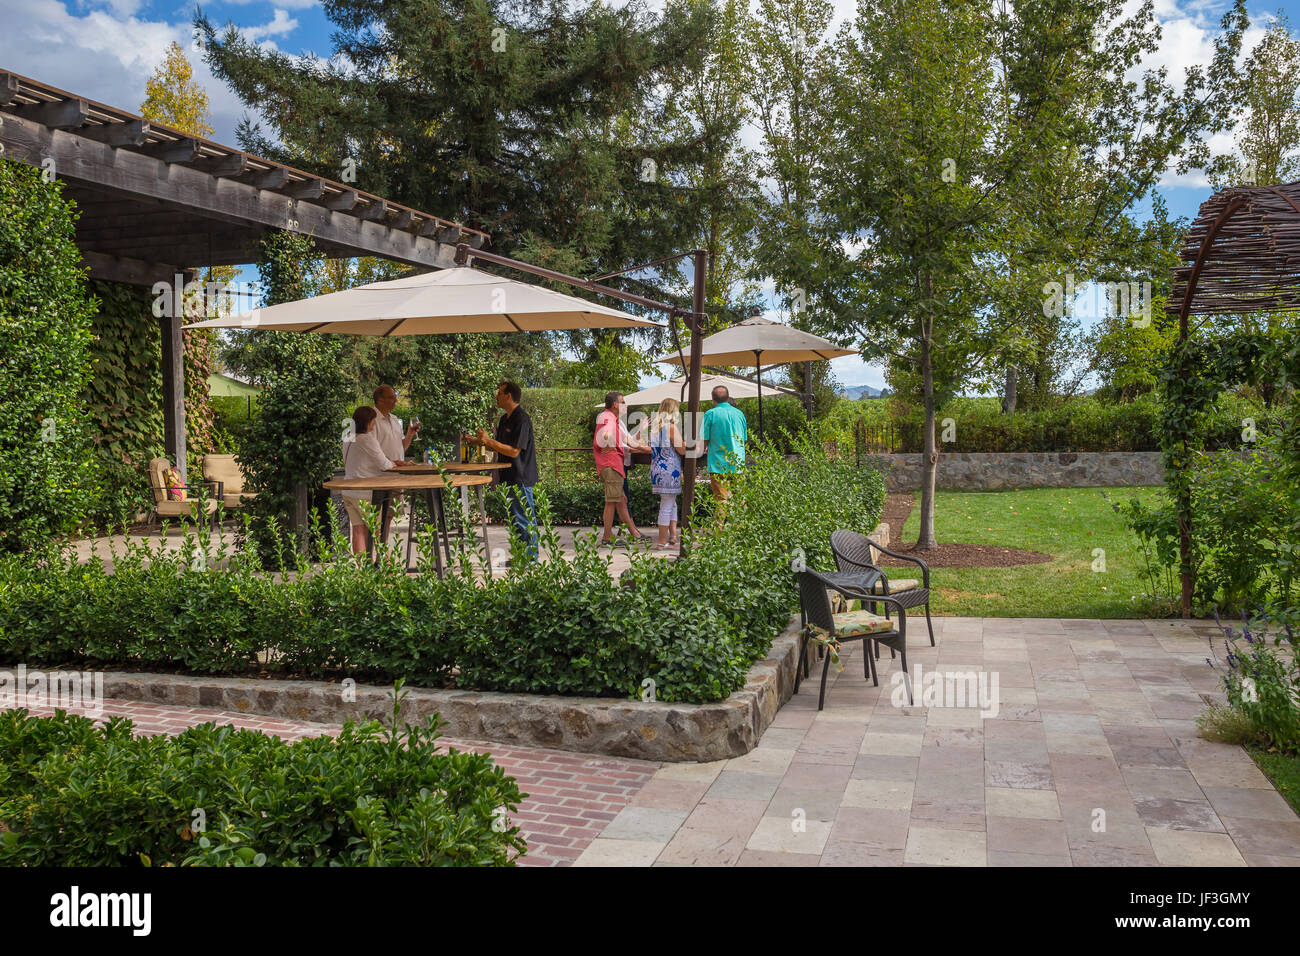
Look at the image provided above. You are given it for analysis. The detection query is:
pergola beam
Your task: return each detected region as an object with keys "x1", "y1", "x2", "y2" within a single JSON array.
[
  {"x1": 80, "y1": 251, "x2": 181, "y2": 286},
  {"x1": 0, "y1": 111, "x2": 458, "y2": 270},
  {"x1": 13, "y1": 97, "x2": 88, "y2": 129},
  {"x1": 80, "y1": 119, "x2": 149, "y2": 147}
]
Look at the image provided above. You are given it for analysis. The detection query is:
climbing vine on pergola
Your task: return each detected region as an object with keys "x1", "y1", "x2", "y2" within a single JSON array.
[{"x1": 1166, "y1": 183, "x2": 1300, "y2": 618}]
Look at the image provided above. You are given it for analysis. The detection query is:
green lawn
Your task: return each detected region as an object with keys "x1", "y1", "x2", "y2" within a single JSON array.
[
  {"x1": 896, "y1": 486, "x2": 1174, "y2": 618},
  {"x1": 1249, "y1": 747, "x2": 1300, "y2": 817}
]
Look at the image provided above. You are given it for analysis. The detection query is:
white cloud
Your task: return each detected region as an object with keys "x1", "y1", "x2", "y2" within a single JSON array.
[
  {"x1": 0, "y1": 0, "x2": 279, "y2": 146},
  {"x1": 242, "y1": 9, "x2": 299, "y2": 42},
  {"x1": 220, "y1": 0, "x2": 318, "y2": 7}
]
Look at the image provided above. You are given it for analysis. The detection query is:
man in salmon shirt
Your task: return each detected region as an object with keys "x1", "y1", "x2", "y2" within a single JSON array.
[{"x1": 594, "y1": 391, "x2": 651, "y2": 547}]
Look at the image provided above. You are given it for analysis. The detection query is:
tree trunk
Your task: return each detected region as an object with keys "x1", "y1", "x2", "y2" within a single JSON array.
[
  {"x1": 918, "y1": 324, "x2": 938, "y2": 550},
  {"x1": 1001, "y1": 365, "x2": 1018, "y2": 415}
]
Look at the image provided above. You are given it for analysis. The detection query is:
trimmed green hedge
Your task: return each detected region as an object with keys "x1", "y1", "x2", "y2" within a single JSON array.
[
  {"x1": 0, "y1": 439, "x2": 885, "y2": 704},
  {"x1": 819, "y1": 393, "x2": 1277, "y2": 454},
  {"x1": 0, "y1": 703, "x2": 525, "y2": 866},
  {"x1": 0, "y1": 158, "x2": 99, "y2": 549}
]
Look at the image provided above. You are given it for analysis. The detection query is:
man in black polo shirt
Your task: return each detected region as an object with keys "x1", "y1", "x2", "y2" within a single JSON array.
[{"x1": 466, "y1": 381, "x2": 539, "y2": 559}]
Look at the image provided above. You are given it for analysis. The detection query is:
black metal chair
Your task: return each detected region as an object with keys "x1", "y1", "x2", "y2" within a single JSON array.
[
  {"x1": 796, "y1": 568, "x2": 912, "y2": 711},
  {"x1": 830, "y1": 529, "x2": 936, "y2": 648}
]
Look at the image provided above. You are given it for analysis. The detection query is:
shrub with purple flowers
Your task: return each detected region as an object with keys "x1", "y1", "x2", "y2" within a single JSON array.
[{"x1": 1208, "y1": 609, "x2": 1300, "y2": 753}]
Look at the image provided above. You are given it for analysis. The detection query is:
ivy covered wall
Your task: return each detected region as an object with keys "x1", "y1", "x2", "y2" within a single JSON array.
[
  {"x1": 82, "y1": 281, "x2": 219, "y2": 523},
  {"x1": 84, "y1": 281, "x2": 164, "y2": 522}
]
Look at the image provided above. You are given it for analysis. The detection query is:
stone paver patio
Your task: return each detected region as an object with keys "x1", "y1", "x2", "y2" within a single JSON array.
[
  {"x1": 10, "y1": 616, "x2": 1299, "y2": 866},
  {"x1": 576, "y1": 617, "x2": 1300, "y2": 867}
]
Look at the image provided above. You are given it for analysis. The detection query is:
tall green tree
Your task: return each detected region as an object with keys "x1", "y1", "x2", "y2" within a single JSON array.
[
  {"x1": 814, "y1": 0, "x2": 1246, "y2": 549},
  {"x1": 196, "y1": 0, "x2": 718, "y2": 353},
  {"x1": 745, "y1": 0, "x2": 846, "y2": 341},
  {"x1": 1210, "y1": 13, "x2": 1300, "y2": 187},
  {"x1": 661, "y1": 0, "x2": 761, "y2": 328}
]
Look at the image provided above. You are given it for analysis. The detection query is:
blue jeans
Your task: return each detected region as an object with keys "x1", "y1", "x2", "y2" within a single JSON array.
[{"x1": 504, "y1": 484, "x2": 539, "y2": 558}]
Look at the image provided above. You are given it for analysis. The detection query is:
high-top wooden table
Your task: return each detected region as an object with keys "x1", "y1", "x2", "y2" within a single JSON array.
[
  {"x1": 402, "y1": 460, "x2": 510, "y2": 528},
  {"x1": 323, "y1": 471, "x2": 492, "y2": 577}
]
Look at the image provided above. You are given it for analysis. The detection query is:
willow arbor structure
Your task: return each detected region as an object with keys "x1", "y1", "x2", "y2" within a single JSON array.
[{"x1": 1167, "y1": 182, "x2": 1300, "y2": 617}]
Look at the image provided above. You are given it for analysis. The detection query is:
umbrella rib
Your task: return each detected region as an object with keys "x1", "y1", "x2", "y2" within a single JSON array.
[
  {"x1": 382, "y1": 319, "x2": 406, "y2": 337},
  {"x1": 504, "y1": 314, "x2": 524, "y2": 332}
]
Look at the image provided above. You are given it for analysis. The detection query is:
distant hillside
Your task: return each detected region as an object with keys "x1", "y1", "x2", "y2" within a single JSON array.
[{"x1": 840, "y1": 384, "x2": 885, "y2": 399}]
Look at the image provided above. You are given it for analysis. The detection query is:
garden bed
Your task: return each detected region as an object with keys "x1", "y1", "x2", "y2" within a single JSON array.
[
  {"x1": 1, "y1": 440, "x2": 885, "y2": 708},
  {"x1": 45, "y1": 616, "x2": 806, "y2": 762}
]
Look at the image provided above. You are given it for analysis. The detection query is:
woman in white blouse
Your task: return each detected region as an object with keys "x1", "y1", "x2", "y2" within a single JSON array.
[{"x1": 342, "y1": 405, "x2": 396, "y2": 553}]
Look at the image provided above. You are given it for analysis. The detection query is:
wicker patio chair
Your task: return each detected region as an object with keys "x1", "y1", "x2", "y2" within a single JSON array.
[
  {"x1": 830, "y1": 528, "x2": 936, "y2": 648},
  {"x1": 796, "y1": 568, "x2": 912, "y2": 711}
]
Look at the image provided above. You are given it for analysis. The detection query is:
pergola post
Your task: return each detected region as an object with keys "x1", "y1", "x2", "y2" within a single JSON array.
[
  {"x1": 160, "y1": 270, "x2": 189, "y2": 482},
  {"x1": 679, "y1": 250, "x2": 707, "y2": 553}
]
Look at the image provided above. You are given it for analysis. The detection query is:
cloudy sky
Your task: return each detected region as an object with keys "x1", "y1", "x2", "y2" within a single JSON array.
[{"x1": 0, "y1": 0, "x2": 1292, "y2": 389}]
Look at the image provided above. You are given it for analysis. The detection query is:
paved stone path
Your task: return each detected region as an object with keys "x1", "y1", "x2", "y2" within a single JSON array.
[
  {"x1": 14, "y1": 697, "x2": 659, "y2": 867},
  {"x1": 575, "y1": 617, "x2": 1300, "y2": 866},
  {"x1": 72, "y1": 521, "x2": 670, "y2": 578},
  {"x1": 11, "y1": 618, "x2": 1298, "y2": 866}
]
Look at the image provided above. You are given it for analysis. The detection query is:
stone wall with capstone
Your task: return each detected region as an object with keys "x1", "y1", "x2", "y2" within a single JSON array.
[{"x1": 868, "y1": 451, "x2": 1165, "y2": 492}]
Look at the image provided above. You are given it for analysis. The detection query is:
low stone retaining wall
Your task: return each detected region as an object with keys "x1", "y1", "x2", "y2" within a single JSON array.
[
  {"x1": 74, "y1": 617, "x2": 806, "y2": 763},
  {"x1": 870, "y1": 451, "x2": 1164, "y2": 492}
]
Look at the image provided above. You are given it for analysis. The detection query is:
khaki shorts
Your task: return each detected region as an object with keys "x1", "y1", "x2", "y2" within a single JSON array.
[
  {"x1": 341, "y1": 494, "x2": 367, "y2": 526},
  {"x1": 343, "y1": 492, "x2": 399, "y2": 526},
  {"x1": 599, "y1": 466, "x2": 625, "y2": 504}
]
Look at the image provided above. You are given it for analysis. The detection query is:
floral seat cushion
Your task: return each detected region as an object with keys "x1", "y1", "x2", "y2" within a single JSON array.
[
  {"x1": 872, "y1": 578, "x2": 919, "y2": 593},
  {"x1": 811, "y1": 609, "x2": 895, "y2": 639}
]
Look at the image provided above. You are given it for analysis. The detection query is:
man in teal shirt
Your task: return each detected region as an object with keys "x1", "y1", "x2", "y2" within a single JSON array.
[{"x1": 699, "y1": 385, "x2": 748, "y2": 523}]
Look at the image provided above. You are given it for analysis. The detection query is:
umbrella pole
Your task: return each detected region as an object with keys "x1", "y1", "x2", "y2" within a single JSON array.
[
  {"x1": 680, "y1": 250, "x2": 707, "y2": 558},
  {"x1": 754, "y1": 350, "x2": 764, "y2": 441}
]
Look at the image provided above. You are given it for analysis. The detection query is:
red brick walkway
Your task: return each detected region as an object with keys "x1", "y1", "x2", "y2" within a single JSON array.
[{"x1": 12, "y1": 697, "x2": 660, "y2": 867}]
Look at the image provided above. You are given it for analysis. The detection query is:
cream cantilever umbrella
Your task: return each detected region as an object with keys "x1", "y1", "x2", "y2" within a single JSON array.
[
  {"x1": 656, "y1": 316, "x2": 853, "y2": 437},
  {"x1": 183, "y1": 265, "x2": 663, "y2": 335}
]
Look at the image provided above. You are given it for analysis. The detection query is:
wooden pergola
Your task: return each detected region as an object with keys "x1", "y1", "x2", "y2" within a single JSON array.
[
  {"x1": 1167, "y1": 180, "x2": 1300, "y2": 616},
  {"x1": 0, "y1": 69, "x2": 488, "y2": 479}
]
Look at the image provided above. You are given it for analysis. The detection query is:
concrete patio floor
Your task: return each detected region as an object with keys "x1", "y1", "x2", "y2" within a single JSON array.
[{"x1": 575, "y1": 617, "x2": 1300, "y2": 867}]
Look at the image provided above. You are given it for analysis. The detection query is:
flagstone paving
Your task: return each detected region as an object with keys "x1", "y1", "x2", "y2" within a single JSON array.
[
  {"x1": 573, "y1": 617, "x2": 1300, "y2": 867},
  {"x1": 10, "y1": 617, "x2": 1299, "y2": 866}
]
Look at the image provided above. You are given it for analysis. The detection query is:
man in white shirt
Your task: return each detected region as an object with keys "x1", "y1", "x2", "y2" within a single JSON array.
[
  {"x1": 372, "y1": 385, "x2": 419, "y2": 461},
  {"x1": 371, "y1": 384, "x2": 420, "y2": 536}
]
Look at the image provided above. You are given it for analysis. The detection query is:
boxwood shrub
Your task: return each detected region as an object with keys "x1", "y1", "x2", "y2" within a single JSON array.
[
  {"x1": 0, "y1": 438, "x2": 885, "y2": 704},
  {"x1": 0, "y1": 700, "x2": 526, "y2": 867}
]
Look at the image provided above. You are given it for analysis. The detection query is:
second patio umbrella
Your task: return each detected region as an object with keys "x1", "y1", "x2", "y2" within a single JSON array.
[
  {"x1": 596, "y1": 373, "x2": 798, "y2": 409},
  {"x1": 655, "y1": 316, "x2": 853, "y2": 437}
]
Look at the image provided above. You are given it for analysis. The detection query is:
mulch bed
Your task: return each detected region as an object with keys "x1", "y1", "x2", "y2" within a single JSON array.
[{"x1": 876, "y1": 492, "x2": 1053, "y2": 569}]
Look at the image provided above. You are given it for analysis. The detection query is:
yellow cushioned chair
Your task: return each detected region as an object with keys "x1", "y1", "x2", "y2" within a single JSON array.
[
  {"x1": 147, "y1": 457, "x2": 219, "y2": 528},
  {"x1": 200, "y1": 454, "x2": 256, "y2": 511}
]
